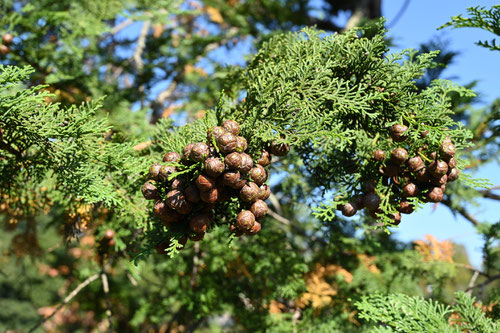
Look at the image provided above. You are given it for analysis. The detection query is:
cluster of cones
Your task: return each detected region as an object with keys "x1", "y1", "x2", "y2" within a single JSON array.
[
  {"x1": 141, "y1": 120, "x2": 289, "y2": 253},
  {"x1": 1, "y1": 33, "x2": 13, "y2": 55},
  {"x1": 338, "y1": 124, "x2": 460, "y2": 225}
]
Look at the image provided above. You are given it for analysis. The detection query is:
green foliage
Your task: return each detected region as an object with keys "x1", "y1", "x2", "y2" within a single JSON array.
[
  {"x1": 439, "y1": 5, "x2": 500, "y2": 51},
  {"x1": 356, "y1": 292, "x2": 500, "y2": 332}
]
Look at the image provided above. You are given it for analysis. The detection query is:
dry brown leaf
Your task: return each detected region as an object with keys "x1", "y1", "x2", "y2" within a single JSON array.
[
  {"x1": 133, "y1": 141, "x2": 152, "y2": 151},
  {"x1": 153, "y1": 24, "x2": 164, "y2": 38},
  {"x1": 205, "y1": 6, "x2": 224, "y2": 24}
]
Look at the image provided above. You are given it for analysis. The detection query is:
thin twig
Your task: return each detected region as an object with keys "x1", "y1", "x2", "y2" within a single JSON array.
[
  {"x1": 28, "y1": 273, "x2": 100, "y2": 333},
  {"x1": 133, "y1": 20, "x2": 151, "y2": 71},
  {"x1": 442, "y1": 199, "x2": 479, "y2": 226},
  {"x1": 190, "y1": 242, "x2": 200, "y2": 288},
  {"x1": 101, "y1": 270, "x2": 113, "y2": 331},
  {"x1": 479, "y1": 188, "x2": 500, "y2": 201},
  {"x1": 466, "y1": 270, "x2": 480, "y2": 295},
  {"x1": 465, "y1": 273, "x2": 500, "y2": 293}
]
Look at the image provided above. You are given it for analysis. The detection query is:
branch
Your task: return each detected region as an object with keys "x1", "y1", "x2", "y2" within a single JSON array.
[
  {"x1": 479, "y1": 187, "x2": 500, "y2": 201},
  {"x1": 308, "y1": 18, "x2": 342, "y2": 32},
  {"x1": 190, "y1": 242, "x2": 200, "y2": 288},
  {"x1": 28, "y1": 273, "x2": 100, "y2": 333},
  {"x1": 442, "y1": 199, "x2": 479, "y2": 226},
  {"x1": 133, "y1": 20, "x2": 151, "y2": 71},
  {"x1": 465, "y1": 273, "x2": 500, "y2": 293},
  {"x1": 101, "y1": 270, "x2": 113, "y2": 331}
]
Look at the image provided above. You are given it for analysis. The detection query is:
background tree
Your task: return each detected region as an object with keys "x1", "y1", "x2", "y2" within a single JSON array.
[{"x1": 0, "y1": 1, "x2": 499, "y2": 332}]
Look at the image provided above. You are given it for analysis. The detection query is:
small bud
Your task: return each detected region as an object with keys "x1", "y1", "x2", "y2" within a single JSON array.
[
  {"x1": 240, "y1": 182, "x2": 260, "y2": 203},
  {"x1": 391, "y1": 148, "x2": 408, "y2": 165},
  {"x1": 251, "y1": 200, "x2": 268, "y2": 219},
  {"x1": 141, "y1": 181, "x2": 159, "y2": 200},
  {"x1": 195, "y1": 174, "x2": 216, "y2": 191},
  {"x1": 204, "y1": 157, "x2": 225, "y2": 177},
  {"x1": 236, "y1": 210, "x2": 256, "y2": 231},
  {"x1": 373, "y1": 150, "x2": 386, "y2": 162},
  {"x1": 222, "y1": 120, "x2": 240, "y2": 135},
  {"x1": 249, "y1": 165, "x2": 267, "y2": 185},
  {"x1": 163, "y1": 152, "x2": 180, "y2": 163},
  {"x1": 190, "y1": 142, "x2": 210, "y2": 162},
  {"x1": 389, "y1": 124, "x2": 408, "y2": 142}
]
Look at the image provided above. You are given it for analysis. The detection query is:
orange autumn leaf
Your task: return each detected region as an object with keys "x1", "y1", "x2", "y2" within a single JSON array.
[
  {"x1": 414, "y1": 234, "x2": 454, "y2": 263},
  {"x1": 205, "y1": 6, "x2": 224, "y2": 24}
]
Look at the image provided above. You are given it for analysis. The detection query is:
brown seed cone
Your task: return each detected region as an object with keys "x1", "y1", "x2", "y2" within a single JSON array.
[
  {"x1": 200, "y1": 187, "x2": 218, "y2": 204},
  {"x1": 257, "y1": 150, "x2": 271, "y2": 167},
  {"x1": 217, "y1": 132, "x2": 238, "y2": 154},
  {"x1": 397, "y1": 201, "x2": 414, "y2": 214},
  {"x1": 149, "y1": 163, "x2": 162, "y2": 181},
  {"x1": 204, "y1": 157, "x2": 225, "y2": 177},
  {"x1": 165, "y1": 190, "x2": 185, "y2": 210},
  {"x1": 222, "y1": 120, "x2": 240, "y2": 135},
  {"x1": 249, "y1": 165, "x2": 267, "y2": 186},
  {"x1": 189, "y1": 214, "x2": 211, "y2": 234},
  {"x1": 389, "y1": 212, "x2": 402, "y2": 225},
  {"x1": 447, "y1": 168, "x2": 460, "y2": 182},
  {"x1": 391, "y1": 148, "x2": 408, "y2": 165},
  {"x1": 196, "y1": 174, "x2": 216, "y2": 191},
  {"x1": 427, "y1": 187, "x2": 444, "y2": 202},
  {"x1": 225, "y1": 152, "x2": 242, "y2": 169},
  {"x1": 207, "y1": 126, "x2": 227, "y2": 143},
  {"x1": 431, "y1": 174, "x2": 448, "y2": 186},
  {"x1": 259, "y1": 184, "x2": 271, "y2": 200},
  {"x1": 428, "y1": 151, "x2": 438, "y2": 161},
  {"x1": 153, "y1": 200, "x2": 170, "y2": 217},
  {"x1": 448, "y1": 157, "x2": 457, "y2": 169},
  {"x1": 369, "y1": 208, "x2": 383, "y2": 219},
  {"x1": 171, "y1": 178, "x2": 187, "y2": 190},
  {"x1": 182, "y1": 143, "x2": 194, "y2": 161},
  {"x1": 189, "y1": 233, "x2": 205, "y2": 241},
  {"x1": 363, "y1": 193, "x2": 381, "y2": 211},
  {"x1": 240, "y1": 182, "x2": 260, "y2": 203},
  {"x1": 230, "y1": 224, "x2": 245, "y2": 237},
  {"x1": 0, "y1": 45, "x2": 9, "y2": 55},
  {"x1": 163, "y1": 152, "x2": 180, "y2": 163},
  {"x1": 160, "y1": 165, "x2": 176, "y2": 181},
  {"x1": 161, "y1": 208, "x2": 182, "y2": 224},
  {"x1": 246, "y1": 221, "x2": 262, "y2": 235},
  {"x1": 414, "y1": 168, "x2": 430, "y2": 183},
  {"x1": 402, "y1": 183, "x2": 419, "y2": 197},
  {"x1": 2, "y1": 33, "x2": 13, "y2": 44},
  {"x1": 251, "y1": 200, "x2": 268, "y2": 219},
  {"x1": 217, "y1": 186, "x2": 231, "y2": 203},
  {"x1": 341, "y1": 202, "x2": 357, "y2": 217},
  {"x1": 441, "y1": 141, "x2": 456, "y2": 161},
  {"x1": 353, "y1": 196, "x2": 365, "y2": 210},
  {"x1": 407, "y1": 156, "x2": 424, "y2": 172},
  {"x1": 420, "y1": 129, "x2": 429, "y2": 138},
  {"x1": 142, "y1": 181, "x2": 160, "y2": 200},
  {"x1": 235, "y1": 136, "x2": 248, "y2": 152},
  {"x1": 184, "y1": 184, "x2": 201, "y2": 203},
  {"x1": 222, "y1": 170, "x2": 246, "y2": 189},
  {"x1": 389, "y1": 124, "x2": 408, "y2": 142},
  {"x1": 176, "y1": 200, "x2": 193, "y2": 215},
  {"x1": 364, "y1": 181, "x2": 376, "y2": 193},
  {"x1": 373, "y1": 150, "x2": 386, "y2": 162},
  {"x1": 440, "y1": 184, "x2": 447, "y2": 192},
  {"x1": 238, "y1": 153, "x2": 254, "y2": 173},
  {"x1": 428, "y1": 160, "x2": 448, "y2": 178},
  {"x1": 190, "y1": 142, "x2": 210, "y2": 162},
  {"x1": 236, "y1": 210, "x2": 256, "y2": 231},
  {"x1": 104, "y1": 229, "x2": 115, "y2": 240},
  {"x1": 382, "y1": 164, "x2": 400, "y2": 177},
  {"x1": 269, "y1": 142, "x2": 290, "y2": 156}
]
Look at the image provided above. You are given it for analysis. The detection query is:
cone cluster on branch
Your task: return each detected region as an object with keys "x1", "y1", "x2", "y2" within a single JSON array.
[
  {"x1": 337, "y1": 125, "x2": 460, "y2": 225},
  {"x1": 0, "y1": 33, "x2": 13, "y2": 55},
  {"x1": 141, "y1": 120, "x2": 289, "y2": 252}
]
